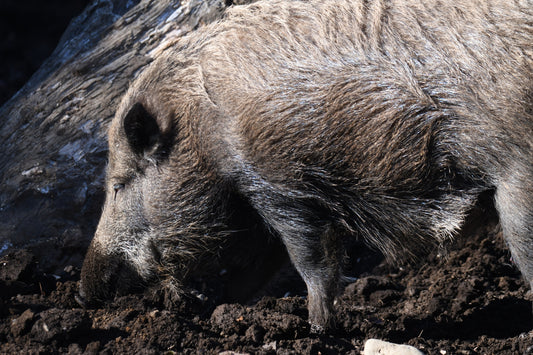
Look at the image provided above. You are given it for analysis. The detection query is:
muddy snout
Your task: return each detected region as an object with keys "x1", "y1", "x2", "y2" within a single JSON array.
[{"x1": 77, "y1": 246, "x2": 144, "y2": 308}]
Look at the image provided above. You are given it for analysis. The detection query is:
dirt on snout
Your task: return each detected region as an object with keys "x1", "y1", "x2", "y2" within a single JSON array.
[{"x1": 1, "y1": 216, "x2": 532, "y2": 354}]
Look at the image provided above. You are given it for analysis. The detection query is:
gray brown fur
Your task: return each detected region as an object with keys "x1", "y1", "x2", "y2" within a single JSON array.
[{"x1": 79, "y1": 0, "x2": 533, "y2": 331}]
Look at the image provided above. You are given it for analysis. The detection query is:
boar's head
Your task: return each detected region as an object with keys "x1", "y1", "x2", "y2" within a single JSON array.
[{"x1": 78, "y1": 76, "x2": 231, "y2": 305}]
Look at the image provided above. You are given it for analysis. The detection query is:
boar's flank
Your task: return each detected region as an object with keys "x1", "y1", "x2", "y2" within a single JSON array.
[{"x1": 79, "y1": 0, "x2": 533, "y2": 332}]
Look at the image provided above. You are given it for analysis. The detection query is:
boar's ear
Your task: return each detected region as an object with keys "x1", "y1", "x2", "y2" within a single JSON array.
[{"x1": 123, "y1": 102, "x2": 161, "y2": 155}]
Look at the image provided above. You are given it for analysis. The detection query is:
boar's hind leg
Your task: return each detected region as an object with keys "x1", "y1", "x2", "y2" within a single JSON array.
[{"x1": 494, "y1": 168, "x2": 533, "y2": 290}]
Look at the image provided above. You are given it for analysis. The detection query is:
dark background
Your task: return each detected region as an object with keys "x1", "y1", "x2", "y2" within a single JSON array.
[{"x1": 0, "y1": 0, "x2": 90, "y2": 105}]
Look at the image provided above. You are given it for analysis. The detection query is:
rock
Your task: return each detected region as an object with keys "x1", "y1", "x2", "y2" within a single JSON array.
[{"x1": 363, "y1": 339, "x2": 424, "y2": 355}]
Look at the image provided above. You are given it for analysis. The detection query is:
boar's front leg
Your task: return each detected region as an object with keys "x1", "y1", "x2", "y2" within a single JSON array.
[
  {"x1": 251, "y1": 193, "x2": 342, "y2": 332},
  {"x1": 296, "y1": 227, "x2": 342, "y2": 333},
  {"x1": 280, "y1": 225, "x2": 341, "y2": 333}
]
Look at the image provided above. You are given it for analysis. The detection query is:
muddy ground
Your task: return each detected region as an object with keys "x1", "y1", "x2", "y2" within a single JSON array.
[
  {"x1": 1, "y1": 209, "x2": 533, "y2": 354},
  {"x1": 1, "y1": 1, "x2": 533, "y2": 354}
]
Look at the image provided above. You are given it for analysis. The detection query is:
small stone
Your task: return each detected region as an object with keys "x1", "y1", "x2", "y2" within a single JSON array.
[{"x1": 363, "y1": 339, "x2": 425, "y2": 355}]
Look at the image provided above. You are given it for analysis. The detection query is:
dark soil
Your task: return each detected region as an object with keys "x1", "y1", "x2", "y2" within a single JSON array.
[
  {"x1": 1, "y1": 2, "x2": 532, "y2": 354},
  {"x1": 1, "y1": 214, "x2": 532, "y2": 354}
]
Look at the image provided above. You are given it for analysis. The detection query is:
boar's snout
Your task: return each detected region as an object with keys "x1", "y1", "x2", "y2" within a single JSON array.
[{"x1": 77, "y1": 241, "x2": 144, "y2": 308}]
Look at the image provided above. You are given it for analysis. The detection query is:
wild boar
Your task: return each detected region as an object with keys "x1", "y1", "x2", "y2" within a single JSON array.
[{"x1": 78, "y1": 0, "x2": 533, "y2": 332}]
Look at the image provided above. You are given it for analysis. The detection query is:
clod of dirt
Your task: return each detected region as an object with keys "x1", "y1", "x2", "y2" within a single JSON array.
[
  {"x1": 211, "y1": 304, "x2": 248, "y2": 336},
  {"x1": 30, "y1": 309, "x2": 91, "y2": 344},
  {"x1": 210, "y1": 301, "x2": 309, "y2": 341},
  {"x1": 0, "y1": 250, "x2": 35, "y2": 282},
  {"x1": 10, "y1": 309, "x2": 34, "y2": 337}
]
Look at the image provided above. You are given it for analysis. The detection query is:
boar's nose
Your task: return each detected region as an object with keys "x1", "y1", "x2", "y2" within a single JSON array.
[
  {"x1": 78, "y1": 245, "x2": 144, "y2": 307},
  {"x1": 77, "y1": 248, "x2": 118, "y2": 307}
]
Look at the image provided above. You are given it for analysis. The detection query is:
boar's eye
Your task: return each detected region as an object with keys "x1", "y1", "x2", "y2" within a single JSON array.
[{"x1": 113, "y1": 183, "x2": 125, "y2": 201}]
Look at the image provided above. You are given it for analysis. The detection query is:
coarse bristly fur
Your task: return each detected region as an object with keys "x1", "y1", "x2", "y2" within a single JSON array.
[{"x1": 79, "y1": 0, "x2": 533, "y2": 332}]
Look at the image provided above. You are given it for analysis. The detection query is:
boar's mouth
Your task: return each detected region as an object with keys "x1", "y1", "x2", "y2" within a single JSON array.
[{"x1": 77, "y1": 249, "x2": 149, "y2": 308}]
